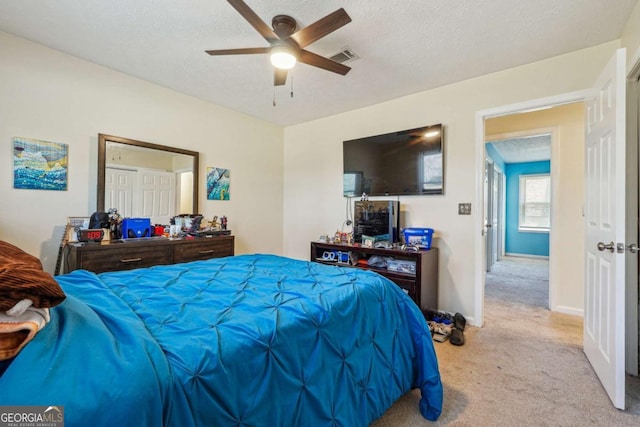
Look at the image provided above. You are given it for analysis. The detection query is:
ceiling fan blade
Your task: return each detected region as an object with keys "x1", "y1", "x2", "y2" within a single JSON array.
[
  {"x1": 299, "y1": 50, "x2": 351, "y2": 76},
  {"x1": 274, "y1": 68, "x2": 288, "y2": 86},
  {"x1": 289, "y1": 8, "x2": 351, "y2": 48},
  {"x1": 227, "y1": 0, "x2": 280, "y2": 43},
  {"x1": 205, "y1": 47, "x2": 270, "y2": 56}
]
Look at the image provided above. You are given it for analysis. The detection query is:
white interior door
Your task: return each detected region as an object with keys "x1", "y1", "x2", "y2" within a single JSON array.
[
  {"x1": 105, "y1": 167, "x2": 136, "y2": 218},
  {"x1": 138, "y1": 170, "x2": 176, "y2": 224},
  {"x1": 496, "y1": 169, "x2": 505, "y2": 260},
  {"x1": 584, "y1": 48, "x2": 626, "y2": 409},
  {"x1": 491, "y1": 165, "x2": 500, "y2": 264},
  {"x1": 484, "y1": 158, "x2": 495, "y2": 272}
]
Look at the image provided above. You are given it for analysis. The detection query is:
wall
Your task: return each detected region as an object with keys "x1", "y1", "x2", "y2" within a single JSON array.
[
  {"x1": 0, "y1": 31, "x2": 285, "y2": 272},
  {"x1": 622, "y1": 0, "x2": 640, "y2": 72},
  {"x1": 283, "y1": 41, "x2": 618, "y2": 322},
  {"x1": 504, "y1": 161, "x2": 551, "y2": 257},
  {"x1": 485, "y1": 144, "x2": 506, "y2": 172},
  {"x1": 485, "y1": 102, "x2": 585, "y2": 315}
]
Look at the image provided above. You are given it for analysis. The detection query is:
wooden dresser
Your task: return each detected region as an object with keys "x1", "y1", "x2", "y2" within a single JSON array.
[
  {"x1": 63, "y1": 235, "x2": 234, "y2": 274},
  {"x1": 310, "y1": 241, "x2": 438, "y2": 311}
]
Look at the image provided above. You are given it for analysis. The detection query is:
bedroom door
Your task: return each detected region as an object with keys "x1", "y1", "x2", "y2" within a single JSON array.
[{"x1": 584, "y1": 48, "x2": 626, "y2": 410}]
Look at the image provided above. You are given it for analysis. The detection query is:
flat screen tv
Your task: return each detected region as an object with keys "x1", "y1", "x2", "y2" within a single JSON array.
[{"x1": 343, "y1": 123, "x2": 444, "y2": 197}]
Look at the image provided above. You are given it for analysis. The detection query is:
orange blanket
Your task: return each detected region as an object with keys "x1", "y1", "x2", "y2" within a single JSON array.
[
  {"x1": 0, "y1": 241, "x2": 65, "y2": 311},
  {"x1": 0, "y1": 240, "x2": 65, "y2": 360}
]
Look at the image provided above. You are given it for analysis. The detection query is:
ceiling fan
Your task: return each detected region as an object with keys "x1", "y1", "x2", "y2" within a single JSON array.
[{"x1": 205, "y1": 0, "x2": 352, "y2": 86}]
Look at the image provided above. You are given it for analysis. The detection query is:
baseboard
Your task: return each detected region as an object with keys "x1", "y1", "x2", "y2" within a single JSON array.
[
  {"x1": 504, "y1": 252, "x2": 549, "y2": 260},
  {"x1": 465, "y1": 315, "x2": 477, "y2": 327},
  {"x1": 553, "y1": 305, "x2": 583, "y2": 317}
]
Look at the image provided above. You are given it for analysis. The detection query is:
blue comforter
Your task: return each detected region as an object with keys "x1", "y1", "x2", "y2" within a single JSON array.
[{"x1": 0, "y1": 254, "x2": 442, "y2": 425}]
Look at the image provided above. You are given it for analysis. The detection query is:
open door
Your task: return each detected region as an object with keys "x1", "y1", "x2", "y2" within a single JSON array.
[
  {"x1": 484, "y1": 158, "x2": 496, "y2": 272},
  {"x1": 584, "y1": 48, "x2": 626, "y2": 409}
]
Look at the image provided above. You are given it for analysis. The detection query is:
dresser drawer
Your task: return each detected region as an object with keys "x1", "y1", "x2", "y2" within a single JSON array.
[
  {"x1": 386, "y1": 276, "x2": 417, "y2": 300},
  {"x1": 64, "y1": 236, "x2": 235, "y2": 274},
  {"x1": 173, "y1": 239, "x2": 234, "y2": 263},
  {"x1": 78, "y1": 245, "x2": 172, "y2": 273}
]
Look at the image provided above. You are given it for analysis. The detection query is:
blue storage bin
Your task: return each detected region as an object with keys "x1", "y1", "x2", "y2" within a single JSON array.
[
  {"x1": 402, "y1": 227, "x2": 434, "y2": 249},
  {"x1": 122, "y1": 217, "x2": 152, "y2": 239}
]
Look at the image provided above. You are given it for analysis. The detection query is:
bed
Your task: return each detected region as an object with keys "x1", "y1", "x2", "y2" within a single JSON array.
[{"x1": 1, "y1": 253, "x2": 442, "y2": 425}]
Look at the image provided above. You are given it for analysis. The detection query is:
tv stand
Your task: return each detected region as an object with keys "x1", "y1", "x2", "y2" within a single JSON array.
[{"x1": 310, "y1": 241, "x2": 438, "y2": 310}]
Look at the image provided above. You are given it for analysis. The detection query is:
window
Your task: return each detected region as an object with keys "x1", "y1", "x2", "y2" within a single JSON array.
[
  {"x1": 519, "y1": 174, "x2": 550, "y2": 232},
  {"x1": 343, "y1": 172, "x2": 362, "y2": 196},
  {"x1": 422, "y1": 151, "x2": 443, "y2": 192}
]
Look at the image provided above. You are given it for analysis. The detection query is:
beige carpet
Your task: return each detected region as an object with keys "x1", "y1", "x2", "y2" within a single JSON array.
[{"x1": 372, "y1": 256, "x2": 640, "y2": 426}]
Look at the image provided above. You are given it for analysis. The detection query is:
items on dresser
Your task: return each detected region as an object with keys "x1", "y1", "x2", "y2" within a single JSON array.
[{"x1": 310, "y1": 241, "x2": 438, "y2": 311}]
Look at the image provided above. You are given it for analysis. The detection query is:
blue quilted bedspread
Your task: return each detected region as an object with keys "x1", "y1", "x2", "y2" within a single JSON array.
[{"x1": 0, "y1": 254, "x2": 442, "y2": 426}]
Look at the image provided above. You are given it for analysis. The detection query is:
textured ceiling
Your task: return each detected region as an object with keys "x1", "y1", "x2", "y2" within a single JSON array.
[
  {"x1": 0, "y1": 0, "x2": 636, "y2": 126},
  {"x1": 488, "y1": 135, "x2": 551, "y2": 164}
]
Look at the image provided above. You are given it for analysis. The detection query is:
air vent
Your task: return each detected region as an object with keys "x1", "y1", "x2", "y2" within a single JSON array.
[{"x1": 329, "y1": 47, "x2": 359, "y2": 64}]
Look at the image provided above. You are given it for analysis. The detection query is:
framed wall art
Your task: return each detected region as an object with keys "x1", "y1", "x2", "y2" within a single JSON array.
[
  {"x1": 13, "y1": 137, "x2": 68, "y2": 191},
  {"x1": 206, "y1": 167, "x2": 230, "y2": 200}
]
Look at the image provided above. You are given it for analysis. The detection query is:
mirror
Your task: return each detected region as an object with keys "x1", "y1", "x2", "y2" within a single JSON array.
[{"x1": 97, "y1": 134, "x2": 199, "y2": 224}]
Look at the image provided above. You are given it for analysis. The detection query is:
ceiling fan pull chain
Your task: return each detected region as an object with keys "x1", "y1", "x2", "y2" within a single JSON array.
[
  {"x1": 273, "y1": 86, "x2": 277, "y2": 107},
  {"x1": 290, "y1": 73, "x2": 294, "y2": 98}
]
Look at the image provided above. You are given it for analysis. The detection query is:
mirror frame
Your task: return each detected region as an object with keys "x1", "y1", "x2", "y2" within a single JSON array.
[{"x1": 97, "y1": 133, "x2": 199, "y2": 214}]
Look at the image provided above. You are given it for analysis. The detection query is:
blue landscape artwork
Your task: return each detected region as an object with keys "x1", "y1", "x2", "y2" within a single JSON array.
[
  {"x1": 206, "y1": 167, "x2": 230, "y2": 200},
  {"x1": 13, "y1": 137, "x2": 68, "y2": 191}
]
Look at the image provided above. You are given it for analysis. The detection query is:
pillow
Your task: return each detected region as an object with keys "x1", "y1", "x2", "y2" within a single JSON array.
[{"x1": 0, "y1": 240, "x2": 66, "y2": 311}]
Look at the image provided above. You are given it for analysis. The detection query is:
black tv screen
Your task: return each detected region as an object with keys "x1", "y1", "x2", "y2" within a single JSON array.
[{"x1": 343, "y1": 123, "x2": 444, "y2": 197}]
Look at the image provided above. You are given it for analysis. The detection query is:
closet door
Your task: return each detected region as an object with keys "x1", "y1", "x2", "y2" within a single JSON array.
[
  {"x1": 105, "y1": 167, "x2": 136, "y2": 218},
  {"x1": 139, "y1": 170, "x2": 176, "y2": 224}
]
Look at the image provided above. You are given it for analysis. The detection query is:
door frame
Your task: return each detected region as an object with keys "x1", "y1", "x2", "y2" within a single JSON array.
[{"x1": 474, "y1": 90, "x2": 588, "y2": 327}]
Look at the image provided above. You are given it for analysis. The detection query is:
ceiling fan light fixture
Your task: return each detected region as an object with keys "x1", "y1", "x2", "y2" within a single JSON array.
[{"x1": 270, "y1": 45, "x2": 297, "y2": 70}]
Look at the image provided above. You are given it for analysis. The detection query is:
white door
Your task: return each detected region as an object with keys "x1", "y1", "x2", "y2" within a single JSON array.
[
  {"x1": 584, "y1": 48, "x2": 626, "y2": 409},
  {"x1": 105, "y1": 167, "x2": 136, "y2": 218},
  {"x1": 484, "y1": 158, "x2": 495, "y2": 272},
  {"x1": 495, "y1": 169, "x2": 504, "y2": 261},
  {"x1": 491, "y1": 165, "x2": 500, "y2": 264},
  {"x1": 138, "y1": 170, "x2": 176, "y2": 224}
]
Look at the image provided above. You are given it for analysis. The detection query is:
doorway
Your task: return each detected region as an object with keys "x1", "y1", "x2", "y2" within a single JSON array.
[
  {"x1": 484, "y1": 128, "x2": 555, "y2": 309},
  {"x1": 474, "y1": 49, "x2": 640, "y2": 410},
  {"x1": 473, "y1": 91, "x2": 589, "y2": 327}
]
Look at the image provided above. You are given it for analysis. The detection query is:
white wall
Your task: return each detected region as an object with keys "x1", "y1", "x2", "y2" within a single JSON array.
[
  {"x1": 283, "y1": 41, "x2": 619, "y2": 322},
  {"x1": 622, "y1": 0, "x2": 640, "y2": 73},
  {"x1": 0, "y1": 31, "x2": 284, "y2": 272}
]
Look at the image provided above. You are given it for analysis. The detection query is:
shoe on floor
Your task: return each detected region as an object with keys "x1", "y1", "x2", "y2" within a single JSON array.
[
  {"x1": 449, "y1": 313, "x2": 466, "y2": 346},
  {"x1": 450, "y1": 328, "x2": 465, "y2": 346},
  {"x1": 454, "y1": 312, "x2": 466, "y2": 331}
]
